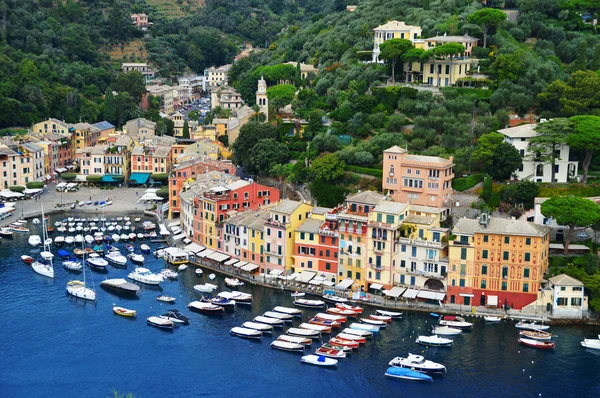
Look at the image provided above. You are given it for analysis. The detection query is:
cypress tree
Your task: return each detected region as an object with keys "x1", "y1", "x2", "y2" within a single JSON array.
[{"x1": 104, "y1": 86, "x2": 116, "y2": 125}]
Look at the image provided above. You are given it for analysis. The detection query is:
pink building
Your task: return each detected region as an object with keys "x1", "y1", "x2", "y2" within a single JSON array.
[
  {"x1": 382, "y1": 146, "x2": 454, "y2": 208},
  {"x1": 130, "y1": 14, "x2": 150, "y2": 29}
]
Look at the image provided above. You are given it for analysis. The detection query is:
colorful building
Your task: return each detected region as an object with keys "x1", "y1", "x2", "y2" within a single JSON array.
[
  {"x1": 338, "y1": 191, "x2": 384, "y2": 290},
  {"x1": 263, "y1": 200, "x2": 313, "y2": 275},
  {"x1": 372, "y1": 20, "x2": 423, "y2": 63},
  {"x1": 125, "y1": 118, "x2": 157, "y2": 142},
  {"x1": 31, "y1": 118, "x2": 72, "y2": 136},
  {"x1": 382, "y1": 145, "x2": 454, "y2": 209},
  {"x1": 73, "y1": 123, "x2": 100, "y2": 151},
  {"x1": 447, "y1": 215, "x2": 551, "y2": 310},
  {"x1": 222, "y1": 209, "x2": 269, "y2": 267},
  {"x1": 0, "y1": 146, "x2": 21, "y2": 188}
]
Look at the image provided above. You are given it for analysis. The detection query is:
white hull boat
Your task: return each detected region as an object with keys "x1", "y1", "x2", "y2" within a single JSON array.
[
  {"x1": 287, "y1": 327, "x2": 320, "y2": 339},
  {"x1": 300, "y1": 323, "x2": 331, "y2": 333},
  {"x1": 178, "y1": 264, "x2": 188, "y2": 272},
  {"x1": 65, "y1": 236, "x2": 75, "y2": 245},
  {"x1": 416, "y1": 335, "x2": 453, "y2": 347},
  {"x1": 230, "y1": 327, "x2": 262, "y2": 340},
  {"x1": 389, "y1": 354, "x2": 446, "y2": 374},
  {"x1": 278, "y1": 335, "x2": 312, "y2": 346},
  {"x1": 294, "y1": 299, "x2": 325, "y2": 308},
  {"x1": 160, "y1": 269, "x2": 178, "y2": 280},
  {"x1": 128, "y1": 267, "x2": 163, "y2": 285},
  {"x1": 484, "y1": 316, "x2": 502, "y2": 322},
  {"x1": 432, "y1": 326, "x2": 462, "y2": 336},
  {"x1": 515, "y1": 321, "x2": 550, "y2": 331},
  {"x1": 271, "y1": 340, "x2": 304, "y2": 352},
  {"x1": 581, "y1": 335, "x2": 600, "y2": 350},
  {"x1": 243, "y1": 321, "x2": 273, "y2": 334},
  {"x1": 342, "y1": 327, "x2": 373, "y2": 337},
  {"x1": 63, "y1": 260, "x2": 83, "y2": 272},
  {"x1": 194, "y1": 284, "x2": 218, "y2": 293},
  {"x1": 301, "y1": 354, "x2": 337, "y2": 367},
  {"x1": 128, "y1": 253, "x2": 145, "y2": 265},
  {"x1": 273, "y1": 306, "x2": 302, "y2": 316},
  {"x1": 66, "y1": 280, "x2": 96, "y2": 301},
  {"x1": 254, "y1": 316, "x2": 284, "y2": 328},
  {"x1": 106, "y1": 251, "x2": 128, "y2": 267},
  {"x1": 28, "y1": 235, "x2": 41, "y2": 247},
  {"x1": 376, "y1": 310, "x2": 402, "y2": 318},
  {"x1": 147, "y1": 316, "x2": 174, "y2": 330},
  {"x1": 439, "y1": 320, "x2": 473, "y2": 329},
  {"x1": 32, "y1": 260, "x2": 54, "y2": 278},
  {"x1": 359, "y1": 318, "x2": 386, "y2": 327},
  {"x1": 263, "y1": 311, "x2": 294, "y2": 322}
]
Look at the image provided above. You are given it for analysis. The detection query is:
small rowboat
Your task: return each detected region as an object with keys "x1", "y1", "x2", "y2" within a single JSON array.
[
  {"x1": 360, "y1": 318, "x2": 387, "y2": 327},
  {"x1": 369, "y1": 314, "x2": 392, "y2": 322},
  {"x1": 270, "y1": 340, "x2": 305, "y2": 352},
  {"x1": 326, "y1": 307, "x2": 356, "y2": 317},
  {"x1": 321, "y1": 342, "x2": 352, "y2": 352},
  {"x1": 349, "y1": 322, "x2": 379, "y2": 333},
  {"x1": 336, "y1": 303, "x2": 362, "y2": 313},
  {"x1": 309, "y1": 317, "x2": 341, "y2": 328},
  {"x1": 286, "y1": 327, "x2": 320, "y2": 339},
  {"x1": 254, "y1": 316, "x2": 284, "y2": 328},
  {"x1": 515, "y1": 321, "x2": 550, "y2": 331},
  {"x1": 519, "y1": 330, "x2": 553, "y2": 341},
  {"x1": 484, "y1": 316, "x2": 502, "y2": 322},
  {"x1": 299, "y1": 322, "x2": 332, "y2": 334},
  {"x1": 329, "y1": 337, "x2": 360, "y2": 349},
  {"x1": 21, "y1": 255, "x2": 34, "y2": 264},
  {"x1": 113, "y1": 306, "x2": 136, "y2": 317},
  {"x1": 277, "y1": 335, "x2": 312, "y2": 346},
  {"x1": 518, "y1": 337, "x2": 556, "y2": 349},
  {"x1": 195, "y1": 268, "x2": 203, "y2": 277},
  {"x1": 294, "y1": 299, "x2": 325, "y2": 308},
  {"x1": 230, "y1": 327, "x2": 262, "y2": 340},
  {"x1": 385, "y1": 367, "x2": 433, "y2": 382},
  {"x1": 178, "y1": 264, "x2": 188, "y2": 272},
  {"x1": 263, "y1": 311, "x2": 294, "y2": 322},
  {"x1": 273, "y1": 306, "x2": 303, "y2": 316},
  {"x1": 315, "y1": 346, "x2": 346, "y2": 359},
  {"x1": 335, "y1": 333, "x2": 367, "y2": 344},
  {"x1": 147, "y1": 316, "x2": 174, "y2": 330},
  {"x1": 157, "y1": 295, "x2": 176, "y2": 303},
  {"x1": 376, "y1": 309, "x2": 402, "y2": 318},
  {"x1": 243, "y1": 321, "x2": 273, "y2": 334},
  {"x1": 301, "y1": 354, "x2": 338, "y2": 367},
  {"x1": 188, "y1": 301, "x2": 224, "y2": 314},
  {"x1": 291, "y1": 291, "x2": 305, "y2": 297},
  {"x1": 342, "y1": 328, "x2": 372, "y2": 338},
  {"x1": 315, "y1": 313, "x2": 346, "y2": 323}
]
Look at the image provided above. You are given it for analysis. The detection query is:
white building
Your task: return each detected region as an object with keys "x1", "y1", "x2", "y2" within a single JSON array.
[
  {"x1": 548, "y1": 274, "x2": 587, "y2": 319},
  {"x1": 203, "y1": 64, "x2": 231, "y2": 91},
  {"x1": 372, "y1": 21, "x2": 422, "y2": 63},
  {"x1": 498, "y1": 123, "x2": 578, "y2": 183}
]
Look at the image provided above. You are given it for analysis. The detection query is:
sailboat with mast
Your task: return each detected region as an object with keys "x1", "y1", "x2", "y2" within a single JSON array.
[
  {"x1": 31, "y1": 204, "x2": 54, "y2": 278},
  {"x1": 66, "y1": 239, "x2": 96, "y2": 301}
]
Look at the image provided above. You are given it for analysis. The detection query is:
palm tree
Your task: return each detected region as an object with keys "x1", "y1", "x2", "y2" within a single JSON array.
[
  {"x1": 250, "y1": 104, "x2": 266, "y2": 122},
  {"x1": 359, "y1": 23, "x2": 371, "y2": 50}
]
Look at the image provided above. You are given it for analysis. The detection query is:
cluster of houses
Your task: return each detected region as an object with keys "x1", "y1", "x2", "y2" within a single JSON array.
[{"x1": 174, "y1": 145, "x2": 589, "y2": 318}]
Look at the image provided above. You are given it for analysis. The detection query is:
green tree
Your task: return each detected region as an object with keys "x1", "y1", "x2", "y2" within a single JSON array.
[
  {"x1": 402, "y1": 48, "x2": 425, "y2": 83},
  {"x1": 250, "y1": 104, "x2": 266, "y2": 122},
  {"x1": 246, "y1": 139, "x2": 289, "y2": 176},
  {"x1": 472, "y1": 132, "x2": 504, "y2": 170},
  {"x1": 379, "y1": 39, "x2": 414, "y2": 83},
  {"x1": 541, "y1": 196, "x2": 600, "y2": 253},
  {"x1": 267, "y1": 84, "x2": 296, "y2": 111},
  {"x1": 104, "y1": 87, "x2": 116, "y2": 125},
  {"x1": 515, "y1": 180, "x2": 539, "y2": 209},
  {"x1": 182, "y1": 120, "x2": 190, "y2": 139},
  {"x1": 433, "y1": 43, "x2": 465, "y2": 84},
  {"x1": 309, "y1": 178, "x2": 348, "y2": 207},
  {"x1": 480, "y1": 175, "x2": 493, "y2": 202},
  {"x1": 568, "y1": 115, "x2": 600, "y2": 183},
  {"x1": 310, "y1": 153, "x2": 345, "y2": 182},
  {"x1": 232, "y1": 121, "x2": 279, "y2": 168},
  {"x1": 312, "y1": 133, "x2": 340, "y2": 153},
  {"x1": 527, "y1": 119, "x2": 572, "y2": 183},
  {"x1": 472, "y1": 132, "x2": 522, "y2": 179},
  {"x1": 359, "y1": 23, "x2": 371, "y2": 50},
  {"x1": 539, "y1": 71, "x2": 600, "y2": 116},
  {"x1": 115, "y1": 71, "x2": 146, "y2": 103},
  {"x1": 467, "y1": 8, "x2": 507, "y2": 48}
]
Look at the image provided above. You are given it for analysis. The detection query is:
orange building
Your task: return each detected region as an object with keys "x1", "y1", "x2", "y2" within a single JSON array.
[
  {"x1": 447, "y1": 215, "x2": 551, "y2": 310},
  {"x1": 382, "y1": 145, "x2": 454, "y2": 208}
]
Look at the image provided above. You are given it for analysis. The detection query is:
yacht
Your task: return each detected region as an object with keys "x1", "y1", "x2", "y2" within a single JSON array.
[
  {"x1": 87, "y1": 253, "x2": 108, "y2": 271},
  {"x1": 28, "y1": 235, "x2": 41, "y2": 247},
  {"x1": 100, "y1": 278, "x2": 140, "y2": 297},
  {"x1": 128, "y1": 267, "x2": 164, "y2": 285},
  {"x1": 66, "y1": 280, "x2": 96, "y2": 301},
  {"x1": 106, "y1": 251, "x2": 128, "y2": 267},
  {"x1": 32, "y1": 251, "x2": 54, "y2": 278},
  {"x1": 415, "y1": 335, "x2": 453, "y2": 347},
  {"x1": 389, "y1": 354, "x2": 447, "y2": 374}
]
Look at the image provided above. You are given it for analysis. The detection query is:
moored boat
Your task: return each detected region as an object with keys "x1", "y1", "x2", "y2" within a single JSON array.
[
  {"x1": 432, "y1": 325, "x2": 462, "y2": 336},
  {"x1": 389, "y1": 354, "x2": 447, "y2": 374},
  {"x1": 336, "y1": 303, "x2": 363, "y2": 313},
  {"x1": 243, "y1": 321, "x2": 273, "y2": 334},
  {"x1": 581, "y1": 335, "x2": 600, "y2": 350},
  {"x1": 224, "y1": 277, "x2": 244, "y2": 288},
  {"x1": 128, "y1": 253, "x2": 145, "y2": 265},
  {"x1": 188, "y1": 301, "x2": 224, "y2": 314},
  {"x1": 263, "y1": 311, "x2": 294, "y2": 322},
  {"x1": 230, "y1": 326, "x2": 262, "y2": 340},
  {"x1": 322, "y1": 294, "x2": 348, "y2": 304},
  {"x1": 484, "y1": 316, "x2": 502, "y2": 322},
  {"x1": 100, "y1": 278, "x2": 140, "y2": 297},
  {"x1": 254, "y1": 316, "x2": 285, "y2": 328},
  {"x1": 113, "y1": 306, "x2": 136, "y2": 317},
  {"x1": 515, "y1": 321, "x2": 550, "y2": 331},
  {"x1": 376, "y1": 309, "x2": 402, "y2": 318},
  {"x1": 329, "y1": 337, "x2": 360, "y2": 349},
  {"x1": 140, "y1": 244, "x2": 151, "y2": 254},
  {"x1": 157, "y1": 295, "x2": 176, "y2": 303},
  {"x1": 128, "y1": 267, "x2": 163, "y2": 285},
  {"x1": 66, "y1": 280, "x2": 96, "y2": 301},
  {"x1": 300, "y1": 322, "x2": 332, "y2": 334},
  {"x1": 273, "y1": 306, "x2": 303, "y2": 316},
  {"x1": 359, "y1": 318, "x2": 387, "y2": 327},
  {"x1": 316, "y1": 313, "x2": 347, "y2": 323},
  {"x1": 370, "y1": 314, "x2": 392, "y2": 322},
  {"x1": 309, "y1": 317, "x2": 341, "y2": 328},
  {"x1": 519, "y1": 330, "x2": 552, "y2": 341},
  {"x1": 193, "y1": 283, "x2": 218, "y2": 293},
  {"x1": 277, "y1": 335, "x2": 312, "y2": 346},
  {"x1": 335, "y1": 333, "x2": 367, "y2": 344},
  {"x1": 348, "y1": 323, "x2": 379, "y2": 333},
  {"x1": 321, "y1": 342, "x2": 352, "y2": 352},
  {"x1": 286, "y1": 327, "x2": 320, "y2": 339},
  {"x1": 271, "y1": 340, "x2": 304, "y2": 352},
  {"x1": 315, "y1": 347, "x2": 346, "y2": 359},
  {"x1": 294, "y1": 299, "x2": 325, "y2": 308},
  {"x1": 518, "y1": 337, "x2": 556, "y2": 349},
  {"x1": 147, "y1": 316, "x2": 174, "y2": 330},
  {"x1": 385, "y1": 367, "x2": 433, "y2": 382},
  {"x1": 326, "y1": 307, "x2": 356, "y2": 317},
  {"x1": 416, "y1": 335, "x2": 453, "y2": 347},
  {"x1": 63, "y1": 259, "x2": 83, "y2": 272},
  {"x1": 21, "y1": 255, "x2": 34, "y2": 264},
  {"x1": 160, "y1": 310, "x2": 189, "y2": 325},
  {"x1": 300, "y1": 354, "x2": 338, "y2": 367},
  {"x1": 439, "y1": 316, "x2": 473, "y2": 329},
  {"x1": 106, "y1": 251, "x2": 128, "y2": 267}
]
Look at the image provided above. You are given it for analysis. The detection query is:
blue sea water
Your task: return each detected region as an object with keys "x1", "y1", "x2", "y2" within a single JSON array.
[{"x1": 1, "y1": 215, "x2": 600, "y2": 398}]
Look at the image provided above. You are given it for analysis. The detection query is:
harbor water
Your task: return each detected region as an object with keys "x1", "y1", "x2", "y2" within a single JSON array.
[{"x1": 1, "y1": 214, "x2": 599, "y2": 397}]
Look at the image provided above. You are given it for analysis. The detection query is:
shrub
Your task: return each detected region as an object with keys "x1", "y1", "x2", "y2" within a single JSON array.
[
  {"x1": 9, "y1": 185, "x2": 25, "y2": 193},
  {"x1": 61, "y1": 173, "x2": 76, "y2": 181},
  {"x1": 156, "y1": 187, "x2": 169, "y2": 200},
  {"x1": 452, "y1": 173, "x2": 484, "y2": 191},
  {"x1": 150, "y1": 173, "x2": 169, "y2": 182},
  {"x1": 86, "y1": 175, "x2": 103, "y2": 183},
  {"x1": 26, "y1": 181, "x2": 45, "y2": 189},
  {"x1": 344, "y1": 165, "x2": 383, "y2": 178}
]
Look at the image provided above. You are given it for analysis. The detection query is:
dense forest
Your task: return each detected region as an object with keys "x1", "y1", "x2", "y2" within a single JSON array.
[{"x1": 0, "y1": 0, "x2": 338, "y2": 127}]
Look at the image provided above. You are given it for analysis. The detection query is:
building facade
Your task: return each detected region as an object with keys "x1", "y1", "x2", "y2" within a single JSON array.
[{"x1": 372, "y1": 20, "x2": 422, "y2": 63}]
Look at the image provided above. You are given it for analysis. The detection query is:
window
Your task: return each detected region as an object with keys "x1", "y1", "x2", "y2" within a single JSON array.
[
  {"x1": 481, "y1": 279, "x2": 486, "y2": 289},
  {"x1": 524, "y1": 253, "x2": 531, "y2": 262},
  {"x1": 481, "y1": 264, "x2": 487, "y2": 275},
  {"x1": 524, "y1": 268, "x2": 530, "y2": 278},
  {"x1": 571, "y1": 297, "x2": 582, "y2": 306},
  {"x1": 459, "y1": 278, "x2": 465, "y2": 287},
  {"x1": 307, "y1": 261, "x2": 313, "y2": 269},
  {"x1": 503, "y1": 251, "x2": 509, "y2": 261},
  {"x1": 347, "y1": 271, "x2": 352, "y2": 278},
  {"x1": 573, "y1": 286, "x2": 583, "y2": 292},
  {"x1": 502, "y1": 266, "x2": 508, "y2": 278},
  {"x1": 525, "y1": 238, "x2": 531, "y2": 245},
  {"x1": 501, "y1": 281, "x2": 507, "y2": 291},
  {"x1": 523, "y1": 283, "x2": 529, "y2": 293},
  {"x1": 460, "y1": 264, "x2": 466, "y2": 276},
  {"x1": 460, "y1": 248, "x2": 467, "y2": 260},
  {"x1": 386, "y1": 215, "x2": 394, "y2": 224},
  {"x1": 482, "y1": 250, "x2": 488, "y2": 259},
  {"x1": 504, "y1": 237, "x2": 510, "y2": 244},
  {"x1": 375, "y1": 271, "x2": 381, "y2": 280},
  {"x1": 557, "y1": 297, "x2": 568, "y2": 306}
]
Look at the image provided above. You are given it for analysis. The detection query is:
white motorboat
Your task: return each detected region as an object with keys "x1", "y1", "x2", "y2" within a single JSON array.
[
  {"x1": 291, "y1": 292, "x2": 305, "y2": 297},
  {"x1": 28, "y1": 235, "x2": 41, "y2": 247},
  {"x1": 66, "y1": 280, "x2": 96, "y2": 301},
  {"x1": 263, "y1": 311, "x2": 294, "y2": 322},
  {"x1": 65, "y1": 236, "x2": 75, "y2": 245},
  {"x1": 157, "y1": 295, "x2": 176, "y2": 303},
  {"x1": 128, "y1": 233, "x2": 136, "y2": 241},
  {"x1": 32, "y1": 218, "x2": 40, "y2": 225},
  {"x1": 277, "y1": 335, "x2": 312, "y2": 346},
  {"x1": 208, "y1": 273, "x2": 216, "y2": 280},
  {"x1": 389, "y1": 354, "x2": 447, "y2": 374},
  {"x1": 432, "y1": 325, "x2": 462, "y2": 336},
  {"x1": 515, "y1": 321, "x2": 550, "y2": 331},
  {"x1": 299, "y1": 323, "x2": 331, "y2": 334},
  {"x1": 74, "y1": 234, "x2": 84, "y2": 244},
  {"x1": 147, "y1": 316, "x2": 174, "y2": 330},
  {"x1": 0, "y1": 227, "x2": 13, "y2": 237},
  {"x1": 286, "y1": 327, "x2": 320, "y2": 339},
  {"x1": 349, "y1": 323, "x2": 380, "y2": 333},
  {"x1": 63, "y1": 260, "x2": 83, "y2": 272},
  {"x1": 84, "y1": 235, "x2": 94, "y2": 244},
  {"x1": 128, "y1": 267, "x2": 163, "y2": 285},
  {"x1": 54, "y1": 236, "x2": 65, "y2": 245},
  {"x1": 341, "y1": 328, "x2": 372, "y2": 338},
  {"x1": 376, "y1": 309, "x2": 402, "y2": 318},
  {"x1": 484, "y1": 316, "x2": 502, "y2": 322},
  {"x1": 243, "y1": 321, "x2": 273, "y2": 334},
  {"x1": 254, "y1": 316, "x2": 285, "y2": 328},
  {"x1": 107, "y1": 226, "x2": 115, "y2": 232},
  {"x1": 581, "y1": 335, "x2": 600, "y2": 350},
  {"x1": 218, "y1": 291, "x2": 252, "y2": 305},
  {"x1": 105, "y1": 251, "x2": 128, "y2": 267},
  {"x1": 439, "y1": 316, "x2": 473, "y2": 329},
  {"x1": 359, "y1": 318, "x2": 387, "y2": 327},
  {"x1": 111, "y1": 233, "x2": 120, "y2": 242},
  {"x1": 301, "y1": 354, "x2": 338, "y2": 367},
  {"x1": 128, "y1": 253, "x2": 145, "y2": 265},
  {"x1": 87, "y1": 253, "x2": 108, "y2": 271},
  {"x1": 271, "y1": 340, "x2": 304, "y2": 352},
  {"x1": 188, "y1": 301, "x2": 225, "y2": 314},
  {"x1": 273, "y1": 306, "x2": 303, "y2": 316},
  {"x1": 194, "y1": 283, "x2": 218, "y2": 293},
  {"x1": 416, "y1": 335, "x2": 453, "y2": 347},
  {"x1": 137, "y1": 233, "x2": 145, "y2": 240},
  {"x1": 294, "y1": 299, "x2": 325, "y2": 308},
  {"x1": 322, "y1": 294, "x2": 349, "y2": 303},
  {"x1": 195, "y1": 268, "x2": 203, "y2": 276},
  {"x1": 120, "y1": 233, "x2": 128, "y2": 241},
  {"x1": 140, "y1": 244, "x2": 151, "y2": 254},
  {"x1": 160, "y1": 269, "x2": 178, "y2": 280},
  {"x1": 230, "y1": 327, "x2": 262, "y2": 340},
  {"x1": 44, "y1": 238, "x2": 53, "y2": 246},
  {"x1": 178, "y1": 264, "x2": 188, "y2": 272},
  {"x1": 224, "y1": 277, "x2": 244, "y2": 288}
]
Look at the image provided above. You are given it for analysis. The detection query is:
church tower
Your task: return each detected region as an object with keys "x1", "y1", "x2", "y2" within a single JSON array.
[{"x1": 256, "y1": 76, "x2": 268, "y2": 121}]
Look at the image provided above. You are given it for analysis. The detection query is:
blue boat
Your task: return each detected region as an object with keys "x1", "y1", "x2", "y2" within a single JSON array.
[
  {"x1": 385, "y1": 367, "x2": 432, "y2": 382},
  {"x1": 104, "y1": 235, "x2": 112, "y2": 243},
  {"x1": 430, "y1": 313, "x2": 440, "y2": 318},
  {"x1": 57, "y1": 249, "x2": 71, "y2": 259}
]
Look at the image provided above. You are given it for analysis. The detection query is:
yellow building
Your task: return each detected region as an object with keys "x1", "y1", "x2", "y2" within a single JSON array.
[
  {"x1": 32, "y1": 118, "x2": 71, "y2": 136},
  {"x1": 372, "y1": 20, "x2": 423, "y2": 63},
  {"x1": 447, "y1": 215, "x2": 551, "y2": 310},
  {"x1": 263, "y1": 199, "x2": 313, "y2": 274},
  {"x1": 222, "y1": 209, "x2": 269, "y2": 266},
  {"x1": 366, "y1": 201, "x2": 410, "y2": 290}
]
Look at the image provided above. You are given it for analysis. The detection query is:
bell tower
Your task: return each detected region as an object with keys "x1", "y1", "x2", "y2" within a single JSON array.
[{"x1": 256, "y1": 76, "x2": 268, "y2": 121}]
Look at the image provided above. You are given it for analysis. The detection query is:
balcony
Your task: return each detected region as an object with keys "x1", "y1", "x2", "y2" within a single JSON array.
[
  {"x1": 396, "y1": 237, "x2": 447, "y2": 249},
  {"x1": 368, "y1": 221, "x2": 392, "y2": 229},
  {"x1": 319, "y1": 229, "x2": 338, "y2": 237},
  {"x1": 265, "y1": 218, "x2": 289, "y2": 228},
  {"x1": 368, "y1": 263, "x2": 384, "y2": 270},
  {"x1": 452, "y1": 240, "x2": 471, "y2": 246}
]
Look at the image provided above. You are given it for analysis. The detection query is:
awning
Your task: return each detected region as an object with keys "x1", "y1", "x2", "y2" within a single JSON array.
[
  {"x1": 233, "y1": 261, "x2": 247, "y2": 268},
  {"x1": 173, "y1": 233, "x2": 186, "y2": 241},
  {"x1": 487, "y1": 295, "x2": 498, "y2": 306},
  {"x1": 55, "y1": 167, "x2": 67, "y2": 173},
  {"x1": 402, "y1": 288, "x2": 419, "y2": 299},
  {"x1": 385, "y1": 286, "x2": 406, "y2": 298},
  {"x1": 335, "y1": 279, "x2": 354, "y2": 290},
  {"x1": 322, "y1": 281, "x2": 335, "y2": 287},
  {"x1": 287, "y1": 272, "x2": 301, "y2": 281},
  {"x1": 309, "y1": 279, "x2": 323, "y2": 285},
  {"x1": 101, "y1": 175, "x2": 114, "y2": 182},
  {"x1": 206, "y1": 252, "x2": 229, "y2": 262},
  {"x1": 75, "y1": 175, "x2": 87, "y2": 182},
  {"x1": 460, "y1": 293, "x2": 475, "y2": 298},
  {"x1": 184, "y1": 243, "x2": 205, "y2": 255},
  {"x1": 297, "y1": 271, "x2": 316, "y2": 283},
  {"x1": 417, "y1": 290, "x2": 446, "y2": 301},
  {"x1": 370, "y1": 283, "x2": 384, "y2": 290},
  {"x1": 23, "y1": 189, "x2": 42, "y2": 195},
  {"x1": 270, "y1": 269, "x2": 283, "y2": 276},
  {"x1": 183, "y1": 238, "x2": 192, "y2": 244},
  {"x1": 129, "y1": 172, "x2": 151, "y2": 184},
  {"x1": 224, "y1": 258, "x2": 239, "y2": 266},
  {"x1": 168, "y1": 221, "x2": 180, "y2": 228},
  {"x1": 0, "y1": 191, "x2": 24, "y2": 198},
  {"x1": 241, "y1": 263, "x2": 259, "y2": 272},
  {"x1": 196, "y1": 249, "x2": 214, "y2": 258}
]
